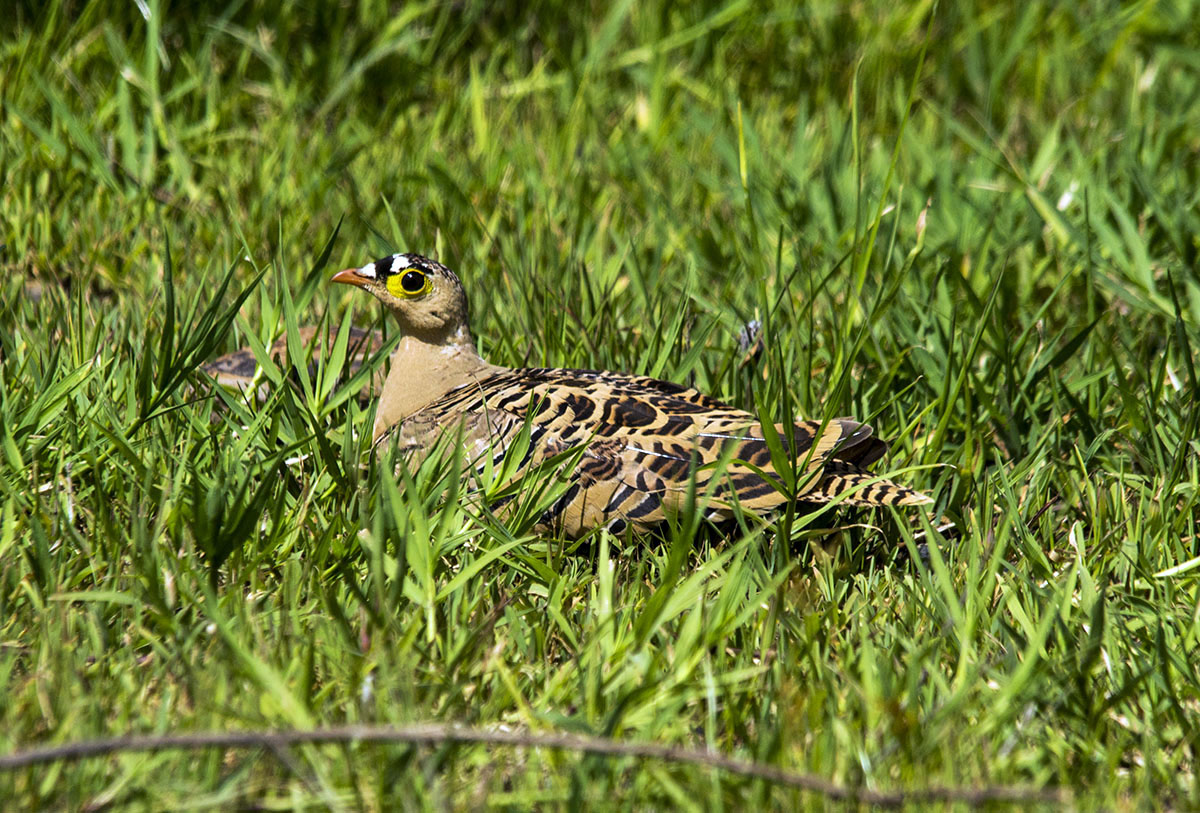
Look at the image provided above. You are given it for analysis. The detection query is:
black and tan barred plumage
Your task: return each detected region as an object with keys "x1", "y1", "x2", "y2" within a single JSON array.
[{"x1": 384, "y1": 365, "x2": 930, "y2": 537}]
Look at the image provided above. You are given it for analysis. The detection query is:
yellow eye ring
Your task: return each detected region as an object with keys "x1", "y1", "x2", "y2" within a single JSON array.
[{"x1": 388, "y1": 269, "x2": 431, "y2": 298}]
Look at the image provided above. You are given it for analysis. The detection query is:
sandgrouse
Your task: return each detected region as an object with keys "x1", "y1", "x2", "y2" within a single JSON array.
[
  {"x1": 208, "y1": 253, "x2": 931, "y2": 536},
  {"x1": 346, "y1": 253, "x2": 930, "y2": 533}
]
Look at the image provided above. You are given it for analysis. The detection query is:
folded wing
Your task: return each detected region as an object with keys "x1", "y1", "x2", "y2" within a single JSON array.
[{"x1": 387, "y1": 367, "x2": 930, "y2": 536}]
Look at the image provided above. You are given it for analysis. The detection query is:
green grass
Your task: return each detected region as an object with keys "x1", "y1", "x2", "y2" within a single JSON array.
[{"x1": 2, "y1": 0, "x2": 1199, "y2": 808}]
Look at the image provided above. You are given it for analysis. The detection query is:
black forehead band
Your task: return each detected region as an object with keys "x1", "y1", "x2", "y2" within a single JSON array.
[{"x1": 373, "y1": 254, "x2": 442, "y2": 277}]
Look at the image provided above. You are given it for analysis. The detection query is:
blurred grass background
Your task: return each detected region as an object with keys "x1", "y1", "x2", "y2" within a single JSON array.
[{"x1": 2, "y1": 0, "x2": 1199, "y2": 808}]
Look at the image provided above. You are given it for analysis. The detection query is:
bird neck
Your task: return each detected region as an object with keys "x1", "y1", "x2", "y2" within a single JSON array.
[{"x1": 372, "y1": 329, "x2": 501, "y2": 442}]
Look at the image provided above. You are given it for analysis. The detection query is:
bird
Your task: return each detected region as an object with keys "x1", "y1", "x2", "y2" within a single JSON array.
[
  {"x1": 203, "y1": 324, "x2": 385, "y2": 399},
  {"x1": 317, "y1": 252, "x2": 932, "y2": 537}
]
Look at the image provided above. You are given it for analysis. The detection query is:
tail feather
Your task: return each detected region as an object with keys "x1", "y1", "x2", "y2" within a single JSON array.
[{"x1": 806, "y1": 460, "x2": 932, "y2": 507}]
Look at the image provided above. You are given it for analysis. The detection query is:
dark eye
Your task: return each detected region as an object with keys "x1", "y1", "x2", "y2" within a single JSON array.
[{"x1": 400, "y1": 270, "x2": 426, "y2": 294}]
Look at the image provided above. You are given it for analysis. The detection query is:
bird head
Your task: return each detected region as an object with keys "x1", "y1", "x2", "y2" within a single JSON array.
[{"x1": 331, "y1": 253, "x2": 471, "y2": 342}]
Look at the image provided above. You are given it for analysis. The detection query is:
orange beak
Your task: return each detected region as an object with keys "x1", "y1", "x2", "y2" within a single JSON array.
[{"x1": 331, "y1": 268, "x2": 372, "y2": 288}]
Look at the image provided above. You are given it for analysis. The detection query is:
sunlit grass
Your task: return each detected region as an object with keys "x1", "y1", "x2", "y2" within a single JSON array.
[{"x1": 1, "y1": 0, "x2": 1198, "y2": 808}]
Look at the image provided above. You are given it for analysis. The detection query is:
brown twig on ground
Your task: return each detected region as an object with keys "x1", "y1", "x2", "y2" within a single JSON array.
[{"x1": 0, "y1": 723, "x2": 1067, "y2": 807}]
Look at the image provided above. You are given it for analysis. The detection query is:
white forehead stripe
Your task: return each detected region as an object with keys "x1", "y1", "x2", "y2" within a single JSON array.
[
  {"x1": 357, "y1": 262, "x2": 376, "y2": 279},
  {"x1": 391, "y1": 254, "x2": 410, "y2": 272}
]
